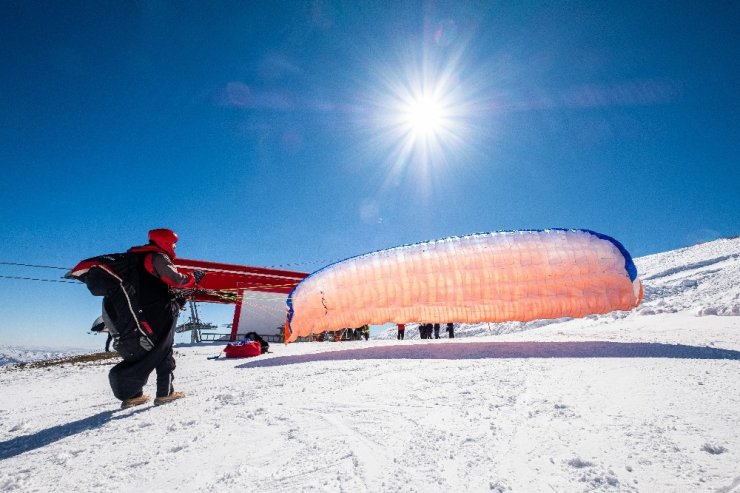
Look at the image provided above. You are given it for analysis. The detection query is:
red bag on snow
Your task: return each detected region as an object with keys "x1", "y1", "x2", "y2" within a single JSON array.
[{"x1": 224, "y1": 341, "x2": 262, "y2": 359}]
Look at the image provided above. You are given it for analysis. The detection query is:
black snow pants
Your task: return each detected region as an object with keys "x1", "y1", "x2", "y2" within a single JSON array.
[{"x1": 109, "y1": 316, "x2": 177, "y2": 400}]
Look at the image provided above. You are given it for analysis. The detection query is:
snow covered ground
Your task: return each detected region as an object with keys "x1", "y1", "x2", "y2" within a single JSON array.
[{"x1": 1, "y1": 238, "x2": 739, "y2": 492}]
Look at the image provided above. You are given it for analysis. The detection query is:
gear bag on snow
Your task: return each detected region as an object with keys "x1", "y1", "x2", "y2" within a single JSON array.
[
  {"x1": 224, "y1": 341, "x2": 262, "y2": 359},
  {"x1": 66, "y1": 253, "x2": 156, "y2": 360},
  {"x1": 243, "y1": 331, "x2": 270, "y2": 354}
]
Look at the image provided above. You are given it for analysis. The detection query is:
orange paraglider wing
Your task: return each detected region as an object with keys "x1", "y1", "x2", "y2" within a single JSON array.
[{"x1": 285, "y1": 229, "x2": 642, "y2": 343}]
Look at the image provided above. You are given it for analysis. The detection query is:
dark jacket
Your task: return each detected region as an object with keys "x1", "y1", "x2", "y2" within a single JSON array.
[
  {"x1": 128, "y1": 245, "x2": 194, "y2": 332},
  {"x1": 103, "y1": 245, "x2": 194, "y2": 359}
]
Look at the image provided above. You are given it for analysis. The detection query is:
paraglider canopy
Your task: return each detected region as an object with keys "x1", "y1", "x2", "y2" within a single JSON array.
[{"x1": 285, "y1": 229, "x2": 642, "y2": 343}]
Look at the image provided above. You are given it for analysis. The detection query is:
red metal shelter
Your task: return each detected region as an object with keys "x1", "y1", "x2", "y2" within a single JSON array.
[{"x1": 174, "y1": 258, "x2": 308, "y2": 341}]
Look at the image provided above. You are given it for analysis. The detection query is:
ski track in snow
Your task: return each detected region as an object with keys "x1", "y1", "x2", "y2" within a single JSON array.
[{"x1": 1, "y1": 237, "x2": 739, "y2": 492}]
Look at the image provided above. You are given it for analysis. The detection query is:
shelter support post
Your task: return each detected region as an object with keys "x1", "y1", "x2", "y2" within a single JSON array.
[{"x1": 230, "y1": 292, "x2": 244, "y2": 341}]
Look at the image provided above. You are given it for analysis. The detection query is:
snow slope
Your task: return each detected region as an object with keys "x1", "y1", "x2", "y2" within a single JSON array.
[
  {"x1": 1, "y1": 238, "x2": 739, "y2": 492},
  {"x1": 0, "y1": 346, "x2": 85, "y2": 368}
]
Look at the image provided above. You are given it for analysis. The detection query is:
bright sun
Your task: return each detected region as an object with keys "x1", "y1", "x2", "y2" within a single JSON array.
[
  {"x1": 403, "y1": 94, "x2": 445, "y2": 136},
  {"x1": 367, "y1": 53, "x2": 481, "y2": 177}
]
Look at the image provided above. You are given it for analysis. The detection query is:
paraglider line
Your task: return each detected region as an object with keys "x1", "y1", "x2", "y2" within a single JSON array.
[{"x1": 0, "y1": 274, "x2": 78, "y2": 284}]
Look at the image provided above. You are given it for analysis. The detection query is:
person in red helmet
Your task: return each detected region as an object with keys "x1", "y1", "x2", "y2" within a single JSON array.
[
  {"x1": 108, "y1": 228, "x2": 203, "y2": 408},
  {"x1": 147, "y1": 228, "x2": 179, "y2": 259}
]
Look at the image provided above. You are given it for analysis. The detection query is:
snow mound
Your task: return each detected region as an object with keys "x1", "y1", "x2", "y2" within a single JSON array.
[{"x1": 635, "y1": 237, "x2": 740, "y2": 317}]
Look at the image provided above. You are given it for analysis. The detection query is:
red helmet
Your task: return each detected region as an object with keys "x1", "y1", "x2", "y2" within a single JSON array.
[{"x1": 148, "y1": 228, "x2": 178, "y2": 258}]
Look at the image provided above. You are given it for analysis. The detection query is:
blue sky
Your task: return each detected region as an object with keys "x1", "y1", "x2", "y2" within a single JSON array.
[{"x1": 1, "y1": 1, "x2": 738, "y2": 348}]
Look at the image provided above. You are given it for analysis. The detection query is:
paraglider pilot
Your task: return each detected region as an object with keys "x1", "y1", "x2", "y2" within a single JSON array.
[{"x1": 108, "y1": 229, "x2": 204, "y2": 408}]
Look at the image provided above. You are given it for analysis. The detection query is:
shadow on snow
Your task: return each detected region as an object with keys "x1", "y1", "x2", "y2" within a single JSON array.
[
  {"x1": 238, "y1": 341, "x2": 740, "y2": 369},
  {"x1": 0, "y1": 408, "x2": 148, "y2": 461}
]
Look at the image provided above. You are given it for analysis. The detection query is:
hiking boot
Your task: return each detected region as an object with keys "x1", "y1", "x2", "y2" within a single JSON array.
[
  {"x1": 154, "y1": 391, "x2": 185, "y2": 406},
  {"x1": 120, "y1": 394, "x2": 150, "y2": 409}
]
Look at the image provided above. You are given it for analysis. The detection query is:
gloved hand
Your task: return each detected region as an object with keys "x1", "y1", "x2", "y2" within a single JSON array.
[{"x1": 193, "y1": 270, "x2": 206, "y2": 284}]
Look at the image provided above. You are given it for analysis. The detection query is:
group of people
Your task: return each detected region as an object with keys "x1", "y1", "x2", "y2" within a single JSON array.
[
  {"x1": 315, "y1": 325, "x2": 369, "y2": 342},
  {"x1": 339, "y1": 325, "x2": 370, "y2": 341},
  {"x1": 356, "y1": 325, "x2": 370, "y2": 341},
  {"x1": 396, "y1": 323, "x2": 455, "y2": 340}
]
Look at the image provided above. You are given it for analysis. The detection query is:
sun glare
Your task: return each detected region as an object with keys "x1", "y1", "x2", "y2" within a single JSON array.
[
  {"x1": 370, "y1": 68, "x2": 476, "y2": 172},
  {"x1": 359, "y1": 37, "x2": 490, "y2": 196},
  {"x1": 403, "y1": 94, "x2": 445, "y2": 137}
]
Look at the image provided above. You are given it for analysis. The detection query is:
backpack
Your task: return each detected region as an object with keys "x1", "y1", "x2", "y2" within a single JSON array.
[
  {"x1": 66, "y1": 253, "x2": 155, "y2": 360},
  {"x1": 244, "y1": 331, "x2": 270, "y2": 354}
]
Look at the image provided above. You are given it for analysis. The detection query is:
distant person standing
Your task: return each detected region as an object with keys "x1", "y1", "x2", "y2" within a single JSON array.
[
  {"x1": 362, "y1": 324, "x2": 370, "y2": 341},
  {"x1": 397, "y1": 323, "x2": 406, "y2": 340},
  {"x1": 446, "y1": 323, "x2": 455, "y2": 338},
  {"x1": 91, "y1": 316, "x2": 114, "y2": 352},
  {"x1": 433, "y1": 323, "x2": 440, "y2": 339}
]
